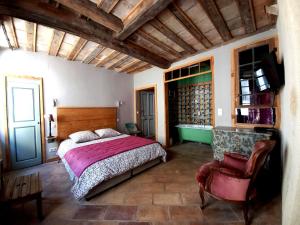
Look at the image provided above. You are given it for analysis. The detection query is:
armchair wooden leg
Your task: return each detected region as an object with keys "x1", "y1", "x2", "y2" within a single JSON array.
[
  {"x1": 199, "y1": 187, "x2": 205, "y2": 209},
  {"x1": 0, "y1": 202, "x2": 10, "y2": 222},
  {"x1": 243, "y1": 202, "x2": 249, "y2": 225}
]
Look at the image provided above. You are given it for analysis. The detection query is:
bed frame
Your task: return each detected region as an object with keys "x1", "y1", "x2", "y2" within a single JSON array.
[{"x1": 56, "y1": 107, "x2": 164, "y2": 200}]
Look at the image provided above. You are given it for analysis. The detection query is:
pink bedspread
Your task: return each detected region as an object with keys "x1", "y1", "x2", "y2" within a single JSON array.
[{"x1": 64, "y1": 136, "x2": 156, "y2": 177}]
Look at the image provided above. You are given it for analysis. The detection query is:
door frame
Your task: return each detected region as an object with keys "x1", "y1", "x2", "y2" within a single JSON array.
[
  {"x1": 134, "y1": 84, "x2": 158, "y2": 141},
  {"x1": 163, "y1": 56, "x2": 215, "y2": 147},
  {"x1": 2, "y1": 75, "x2": 45, "y2": 170}
]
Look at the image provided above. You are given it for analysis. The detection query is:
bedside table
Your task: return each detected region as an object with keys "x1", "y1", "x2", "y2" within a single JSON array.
[{"x1": 46, "y1": 136, "x2": 59, "y2": 162}]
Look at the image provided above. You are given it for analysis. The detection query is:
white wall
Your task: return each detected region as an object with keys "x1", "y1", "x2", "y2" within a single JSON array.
[
  {"x1": 134, "y1": 28, "x2": 277, "y2": 145},
  {"x1": 277, "y1": 0, "x2": 300, "y2": 224},
  {"x1": 0, "y1": 49, "x2": 133, "y2": 160}
]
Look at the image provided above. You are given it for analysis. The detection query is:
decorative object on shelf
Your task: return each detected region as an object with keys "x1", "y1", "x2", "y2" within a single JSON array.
[{"x1": 47, "y1": 114, "x2": 54, "y2": 138}]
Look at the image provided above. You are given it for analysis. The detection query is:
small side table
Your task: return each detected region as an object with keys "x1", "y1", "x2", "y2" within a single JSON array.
[
  {"x1": 1, "y1": 172, "x2": 43, "y2": 220},
  {"x1": 46, "y1": 136, "x2": 59, "y2": 162}
]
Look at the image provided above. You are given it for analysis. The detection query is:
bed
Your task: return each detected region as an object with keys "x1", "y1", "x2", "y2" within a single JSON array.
[{"x1": 56, "y1": 107, "x2": 167, "y2": 200}]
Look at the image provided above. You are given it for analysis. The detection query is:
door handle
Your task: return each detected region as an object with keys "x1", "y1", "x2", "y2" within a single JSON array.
[{"x1": 37, "y1": 122, "x2": 40, "y2": 124}]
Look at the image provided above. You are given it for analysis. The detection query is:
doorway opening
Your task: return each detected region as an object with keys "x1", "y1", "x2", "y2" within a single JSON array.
[{"x1": 135, "y1": 85, "x2": 157, "y2": 141}]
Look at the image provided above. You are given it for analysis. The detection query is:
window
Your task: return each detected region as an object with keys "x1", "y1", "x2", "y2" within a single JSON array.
[{"x1": 232, "y1": 38, "x2": 280, "y2": 128}]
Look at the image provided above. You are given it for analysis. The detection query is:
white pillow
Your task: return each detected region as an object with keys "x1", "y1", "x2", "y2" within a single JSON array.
[
  {"x1": 69, "y1": 130, "x2": 99, "y2": 143},
  {"x1": 94, "y1": 128, "x2": 121, "y2": 139}
]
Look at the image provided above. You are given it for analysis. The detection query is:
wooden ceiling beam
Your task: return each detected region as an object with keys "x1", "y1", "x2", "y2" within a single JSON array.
[
  {"x1": 48, "y1": 30, "x2": 65, "y2": 56},
  {"x1": 55, "y1": 0, "x2": 123, "y2": 32},
  {"x1": 168, "y1": 3, "x2": 212, "y2": 48},
  {"x1": 0, "y1": 0, "x2": 171, "y2": 68},
  {"x1": 235, "y1": 0, "x2": 256, "y2": 33},
  {"x1": 127, "y1": 64, "x2": 152, "y2": 74},
  {"x1": 67, "y1": 37, "x2": 87, "y2": 60},
  {"x1": 3, "y1": 17, "x2": 19, "y2": 48},
  {"x1": 117, "y1": 59, "x2": 140, "y2": 73},
  {"x1": 116, "y1": 0, "x2": 172, "y2": 41},
  {"x1": 82, "y1": 45, "x2": 105, "y2": 64},
  {"x1": 108, "y1": 55, "x2": 131, "y2": 70},
  {"x1": 129, "y1": 34, "x2": 170, "y2": 61},
  {"x1": 124, "y1": 61, "x2": 148, "y2": 73},
  {"x1": 197, "y1": 0, "x2": 232, "y2": 41},
  {"x1": 113, "y1": 56, "x2": 133, "y2": 69},
  {"x1": 96, "y1": 51, "x2": 120, "y2": 67},
  {"x1": 134, "y1": 30, "x2": 183, "y2": 59},
  {"x1": 25, "y1": 22, "x2": 37, "y2": 52},
  {"x1": 33, "y1": 23, "x2": 37, "y2": 52},
  {"x1": 150, "y1": 19, "x2": 196, "y2": 54},
  {"x1": 97, "y1": 0, "x2": 120, "y2": 13},
  {"x1": 0, "y1": 20, "x2": 13, "y2": 49}
]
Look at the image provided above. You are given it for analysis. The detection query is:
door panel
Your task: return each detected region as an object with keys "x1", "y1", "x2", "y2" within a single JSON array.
[
  {"x1": 13, "y1": 88, "x2": 35, "y2": 122},
  {"x1": 139, "y1": 91, "x2": 155, "y2": 138},
  {"x1": 142, "y1": 119, "x2": 148, "y2": 136},
  {"x1": 15, "y1": 126, "x2": 37, "y2": 161},
  {"x1": 7, "y1": 79, "x2": 42, "y2": 169},
  {"x1": 149, "y1": 118, "x2": 155, "y2": 137}
]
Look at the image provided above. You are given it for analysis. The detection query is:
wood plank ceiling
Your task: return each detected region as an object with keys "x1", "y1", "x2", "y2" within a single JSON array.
[{"x1": 0, "y1": 0, "x2": 276, "y2": 74}]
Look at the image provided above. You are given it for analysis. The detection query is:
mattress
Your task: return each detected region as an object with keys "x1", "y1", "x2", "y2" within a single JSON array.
[{"x1": 57, "y1": 134, "x2": 167, "y2": 199}]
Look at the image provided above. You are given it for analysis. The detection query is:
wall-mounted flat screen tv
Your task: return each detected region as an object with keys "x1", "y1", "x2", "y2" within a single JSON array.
[{"x1": 255, "y1": 50, "x2": 284, "y2": 92}]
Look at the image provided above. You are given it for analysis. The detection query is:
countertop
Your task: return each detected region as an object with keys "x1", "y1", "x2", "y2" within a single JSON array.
[{"x1": 213, "y1": 126, "x2": 272, "y2": 136}]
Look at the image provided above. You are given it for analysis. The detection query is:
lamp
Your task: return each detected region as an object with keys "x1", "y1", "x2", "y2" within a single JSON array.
[{"x1": 47, "y1": 114, "x2": 54, "y2": 138}]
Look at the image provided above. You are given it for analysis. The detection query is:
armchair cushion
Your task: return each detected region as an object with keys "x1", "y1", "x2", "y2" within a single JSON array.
[
  {"x1": 223, "y1": 152, "x2": 248, "y2": 172},
  {"x1": 209, "y1": 170, "x2": 251, "y2": 201},
  {"x1": 218, "y1": 167, "x2": 244, "y2": 177}
]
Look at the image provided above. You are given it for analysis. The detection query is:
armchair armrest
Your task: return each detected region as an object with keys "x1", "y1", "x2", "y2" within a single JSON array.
[{"x1": 223, "y1": 152, "x2": 248, "y2": 172}]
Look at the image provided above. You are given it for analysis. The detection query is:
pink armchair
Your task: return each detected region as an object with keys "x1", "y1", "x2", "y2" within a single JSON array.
[{"x1": 196, "y1": 140, "x2": 276, "y2": 225}]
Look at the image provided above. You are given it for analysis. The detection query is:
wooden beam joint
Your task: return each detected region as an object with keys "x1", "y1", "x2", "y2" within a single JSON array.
[
  {"x1": 55, "y1": 0, "x2": 123, "y2": 32},
  {"x1": 168, "y1": 3, "x2": 212, "y2": 48},
  {"x1": 235, "y1": 0, "x2": 256, "y2": 33},
  {"x1": 116, "y1": 0, "x2": 173, "y2": 40}
]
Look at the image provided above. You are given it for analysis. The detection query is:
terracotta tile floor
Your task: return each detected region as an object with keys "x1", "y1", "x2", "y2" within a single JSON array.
[{"x1": 1, "y1": 142, "x2": 281, "y2": 225}]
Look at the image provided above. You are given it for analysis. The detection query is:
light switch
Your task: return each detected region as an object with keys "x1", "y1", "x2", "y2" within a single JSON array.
[{"x1": 217, "y1": 108, "x2": 222, "y2": 116}]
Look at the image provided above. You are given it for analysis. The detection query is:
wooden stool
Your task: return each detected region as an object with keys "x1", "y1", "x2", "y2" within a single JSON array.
[{"x1": 0, "y1": 166, "x2": 43, "y2": 220}]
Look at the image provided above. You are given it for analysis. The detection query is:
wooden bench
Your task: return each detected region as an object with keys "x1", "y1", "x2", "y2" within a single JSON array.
[{"x1": 0, "y1": 160, "x2": 43, "y2": 220}]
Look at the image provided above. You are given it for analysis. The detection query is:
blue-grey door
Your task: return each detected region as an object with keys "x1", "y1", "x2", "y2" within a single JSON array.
[
  {"x1": 7, "y1": 78, "x2": 42, "y2": 169},
  {"x1": 140, "y1": 91, "x2": 155, "y2": 138}
]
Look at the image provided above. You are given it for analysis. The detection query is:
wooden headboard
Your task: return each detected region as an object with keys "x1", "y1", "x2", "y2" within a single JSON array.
[{"x1": 57, "y1": 107, "x2": 117, "y2": 141}]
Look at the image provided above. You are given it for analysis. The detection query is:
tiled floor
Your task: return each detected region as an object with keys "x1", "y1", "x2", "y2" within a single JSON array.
[{"x1": 1, "y1": 142, "x2": 281, "y2": 225}]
